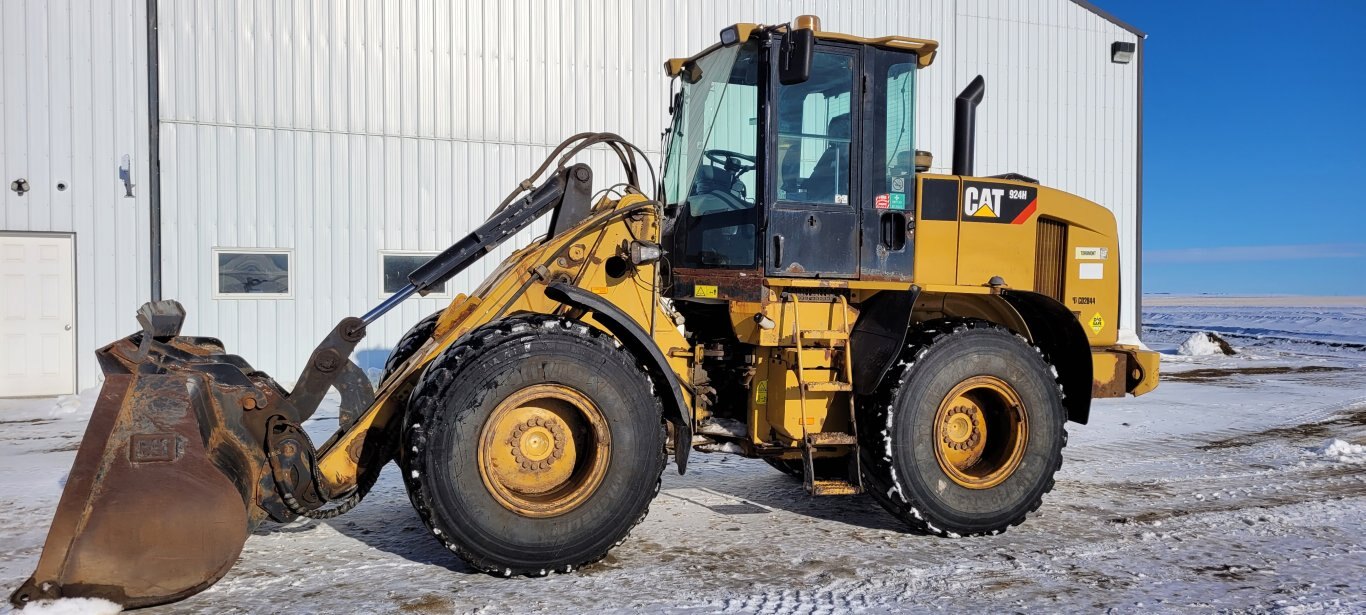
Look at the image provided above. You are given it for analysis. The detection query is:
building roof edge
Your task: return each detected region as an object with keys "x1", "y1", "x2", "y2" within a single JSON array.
[{"x1": 1068, "y1": 0, "x2": 1146, "y2": 38}]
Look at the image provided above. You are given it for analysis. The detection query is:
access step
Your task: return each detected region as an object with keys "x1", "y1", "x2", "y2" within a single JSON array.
[
  {"x1": 800, "y1": 329, "x2": 849, "y2": 341},
  {"x1": 805, "y1": 432, "x2": 857, "y2": 447},
  {"x1": 803, "y1": 381, "x2": 853, "y2": 393},
  {"x1": 809, "y1": 479, "x2": 861, "y2": 496}
]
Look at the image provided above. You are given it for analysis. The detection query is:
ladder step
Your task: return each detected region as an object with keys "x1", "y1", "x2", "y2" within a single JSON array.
[
  {"x1": 804, "y1": 381, "x2": 853, "y2": 393},
  {"x1": 800, "y1": 329, "x2": 849, "y2": 341},
  {"x1": 809, "y1": 479, "x2": 863, "y2": 496},
  {"x1": 806, "y1": 432, "x2": 857, "y2": 446}
]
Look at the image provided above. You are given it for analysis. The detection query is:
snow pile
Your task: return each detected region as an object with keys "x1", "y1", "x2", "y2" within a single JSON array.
[
  {"x1": 1178, "y1": 332, "x2": 1235, "y2": 356},
  {"x1": 364, "y1": 367, "x2": 385, "y2": 387},
  {"x1": 48, "y1": 387, "x2": 102, "y2": 419},
  {"x1": 17, "y1": 598, "x2": 122, "y2": 615},
  {"x1": 1313, "y1": 439, "x2": 1366, "y2": 464}
]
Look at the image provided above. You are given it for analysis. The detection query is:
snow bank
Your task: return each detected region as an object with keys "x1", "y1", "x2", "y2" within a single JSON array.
[
  {"x1": 1313, "y1": 438, "x2": 1366, "y2": 464},
  {"x1": 1178, "y1": 332, "x2": 1235, "y2": 356},
  {"x1": 0, "y1": 387, "x2": 101, "y2": 422},
  {"x1": 49, "y1": 387, "x2": 102, "y2": 419},
  {"x1": 16, "y1": 598, "x2": 122, "y2": 615}
]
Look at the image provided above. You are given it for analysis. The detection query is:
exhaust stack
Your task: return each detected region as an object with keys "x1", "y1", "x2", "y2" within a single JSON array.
[{"x1": 952, "y1": 75, "x2": 986, "y2": 176}]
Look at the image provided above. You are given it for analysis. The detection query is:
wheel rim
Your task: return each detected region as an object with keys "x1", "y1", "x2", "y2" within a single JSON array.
[
  {"x1": 932, "y1": 375, "x2": 1028, "y2": 490},
  {"x1": 477, "y1": 384, "x2": 611, "y2": 517}
]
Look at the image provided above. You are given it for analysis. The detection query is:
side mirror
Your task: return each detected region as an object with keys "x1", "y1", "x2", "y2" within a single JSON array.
[{"x1": 778, "y1": 29, "x2": 814, "y2": 85}]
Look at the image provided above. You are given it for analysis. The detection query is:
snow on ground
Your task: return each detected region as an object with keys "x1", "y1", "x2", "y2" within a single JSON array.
[
  {"x1": 1314, "y1": 439, "x2": 1366, "y2": 465},
  {"x1": 15, "y1": 599, "x2": 121, "y2": 615},
  {"x1": 1, "y1": 298, "x2": 1364, "y2": 613}
]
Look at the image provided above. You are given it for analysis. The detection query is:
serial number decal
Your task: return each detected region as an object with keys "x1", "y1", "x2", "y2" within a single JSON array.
[{"x1": 1072, "y1": 296, "x2": 1097, "y2": 305}]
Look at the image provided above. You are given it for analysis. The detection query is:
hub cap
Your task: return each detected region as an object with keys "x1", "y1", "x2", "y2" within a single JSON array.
[
  {"x1": 477, "y1": 384, "x2": 610, "y2": 517},
  {"x1": 933, "y1": 376, "x2": 1028, "y2": 489}
]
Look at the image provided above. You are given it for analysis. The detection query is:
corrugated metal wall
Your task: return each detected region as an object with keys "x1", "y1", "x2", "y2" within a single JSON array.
[
  {"x1": 1, "y1": 0, "x2": 152, "y2": 392},
  {"x1": 954, "y1": 0, "x2": 1141, "y2": 340},
  {"x1": 4, "y1": 0, "x2": 1140, "y2": 389},
  {"x1": 157, "y1": 0, "x2": 1141, "y2": 384}
]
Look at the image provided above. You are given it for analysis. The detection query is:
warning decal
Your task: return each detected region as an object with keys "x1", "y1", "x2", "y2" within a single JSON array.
[{"x1": 1089, "y1": 312, "x2": 1105, "y2": 334}]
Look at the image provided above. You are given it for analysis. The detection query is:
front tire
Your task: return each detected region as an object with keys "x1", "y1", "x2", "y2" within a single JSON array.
[
  {"x1": 401, "y1": 316, "x2": 666, "y2": 576},
  {"x1": 381, "y1": 310, "x2": 442, "y2": 384},
  {"x1": 860, "y1": 320, "x2": 1067, "y2": 537}
]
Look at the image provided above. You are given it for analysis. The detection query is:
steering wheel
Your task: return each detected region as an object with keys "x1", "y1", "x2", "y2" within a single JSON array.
[{"x1": 703, "y1": 149, "x2": 757, "y2": 174}]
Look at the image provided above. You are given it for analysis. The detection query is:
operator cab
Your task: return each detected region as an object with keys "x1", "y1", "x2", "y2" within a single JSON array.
[{"x1": 661, "y1": 17, "x2": 939, "y2": 298}]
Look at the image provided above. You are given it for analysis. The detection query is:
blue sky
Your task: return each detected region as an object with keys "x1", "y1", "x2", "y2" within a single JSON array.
[{"x1": 1099, "y1": 1, "x2": 1366, "y2": 295}]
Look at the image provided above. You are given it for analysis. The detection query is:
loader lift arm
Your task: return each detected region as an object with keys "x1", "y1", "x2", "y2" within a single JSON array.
[
  {"x1": 272, "y1": 163, "x2": 598, "y2": 506},
  {"x1": 361, "y1": 163, "x2": 595, "y2": 327}
]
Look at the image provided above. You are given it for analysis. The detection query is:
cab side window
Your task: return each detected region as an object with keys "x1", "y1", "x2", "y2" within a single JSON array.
[{"x1": 776, "y1": 52, "x2": 856, "y2": 205}]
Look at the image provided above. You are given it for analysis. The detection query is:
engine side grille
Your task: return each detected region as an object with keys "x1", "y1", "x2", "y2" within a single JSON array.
[{"x1": 1034, "y1": 218, "x2": 1067, "y2": 303}]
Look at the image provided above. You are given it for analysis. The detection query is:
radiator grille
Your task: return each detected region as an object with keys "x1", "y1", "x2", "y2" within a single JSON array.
[{"x1": 1035, "y1": 218, "x2": 1067, "y2": 302}]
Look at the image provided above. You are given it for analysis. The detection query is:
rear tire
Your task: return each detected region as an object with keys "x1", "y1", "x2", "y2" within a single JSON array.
[
  {"x1": 859, "y1": 320, "x2": 1067, "y2": 537},
  {"x1": 401, "y1": 316, "x2": 666, "y2": 576}
]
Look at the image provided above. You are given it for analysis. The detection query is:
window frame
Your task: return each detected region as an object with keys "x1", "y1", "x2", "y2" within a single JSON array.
[
  {"x1": 766, "y1": 43, "x2": 863, "y2": 213},
  {"x1": 211, "y1": 247, "x2": 295, "y2": 300},
  {"x1": 667, "y1": 39, "x2": 766, "y2": 271},
  {"x1": 378, "y1": 250, "x2": 452, "y2": 299}
]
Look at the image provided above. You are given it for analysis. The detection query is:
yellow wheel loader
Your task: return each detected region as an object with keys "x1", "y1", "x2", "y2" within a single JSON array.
[{"x1": 11, "y1": 16, "x2": 1159, "y2": 610}]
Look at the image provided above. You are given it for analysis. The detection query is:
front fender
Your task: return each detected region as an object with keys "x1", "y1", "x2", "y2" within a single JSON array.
[{"x1": 545, "y1": 283, "x2": 694, "y2": 473}]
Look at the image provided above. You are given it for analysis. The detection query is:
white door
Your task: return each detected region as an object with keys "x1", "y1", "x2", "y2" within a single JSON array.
[{"x1": 0, "y1": 234, "x2": 76, "y2": 397}]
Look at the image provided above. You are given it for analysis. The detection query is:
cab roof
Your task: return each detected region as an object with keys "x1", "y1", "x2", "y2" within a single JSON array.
[{"x1": 664, "y1": 17, "x2": 939, "y2": 78}]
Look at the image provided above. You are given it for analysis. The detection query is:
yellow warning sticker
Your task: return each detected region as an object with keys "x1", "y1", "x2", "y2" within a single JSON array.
[
  {"x1": 755, "y1": 380, "x2": 768, "y2": 405},
  {"x1": 695, "y1": 284, "x2": 718, "y2": 299},
  {"x1": 1089, "y1": 312, "x2": 1105, "y2": 334}
]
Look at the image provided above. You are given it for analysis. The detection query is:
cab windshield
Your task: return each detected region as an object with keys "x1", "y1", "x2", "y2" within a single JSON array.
[{"x1": 662, "y1": 41, "x2": 760, "y2": 268}]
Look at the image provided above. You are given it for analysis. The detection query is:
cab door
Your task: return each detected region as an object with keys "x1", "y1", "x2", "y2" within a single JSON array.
[
  {"x1": 766, "y1": 45, "x2": 861, "y2": 278},
  {"x1": 859, "y1": 48, "x2": 920, "y2": 280}
]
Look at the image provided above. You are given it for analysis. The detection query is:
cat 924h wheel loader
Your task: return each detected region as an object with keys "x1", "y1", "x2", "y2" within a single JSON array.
[{"x1": 12, "y1": 16, "x2": 1159, "y2": 610}]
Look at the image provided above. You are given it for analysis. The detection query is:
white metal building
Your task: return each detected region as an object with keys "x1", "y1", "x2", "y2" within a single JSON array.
[{"x1": 1, "y1": 0, "x2": 1144, "y2": 396}]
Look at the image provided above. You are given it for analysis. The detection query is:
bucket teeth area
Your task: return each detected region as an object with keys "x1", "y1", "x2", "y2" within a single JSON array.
[{"x1": 11, "y1": 329, "x2": 284, "y2": 610}]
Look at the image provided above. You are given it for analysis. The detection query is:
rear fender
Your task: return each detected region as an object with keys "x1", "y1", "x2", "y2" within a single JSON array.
[
  {"x1": 1000, "y1": 290, "x2": 1094, "y2": 424},
  {"x1": 850, "y1": 289, "x2": 918, "y2": 396}
]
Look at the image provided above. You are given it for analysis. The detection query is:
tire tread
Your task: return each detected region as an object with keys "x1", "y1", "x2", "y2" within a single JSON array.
[
  {"x1": 858, "y1": 318, "x2": 1068, "y2": 538},
  {"x1": 399, "y1": 315, "x2": 666, "y2": 577}
]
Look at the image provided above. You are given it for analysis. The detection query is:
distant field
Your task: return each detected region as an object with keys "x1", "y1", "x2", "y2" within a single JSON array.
[
  {"x1": 1145, "y1": 295, "x2": 1366, "y2": 308},
  {"x1": 1143, "y1": 296, "x2": 1366, "y2": 355}
]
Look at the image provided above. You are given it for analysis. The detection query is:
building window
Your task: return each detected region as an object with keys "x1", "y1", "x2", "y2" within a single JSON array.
[
  {"x1": 212, "y1": 249, "x2": 293, "y2": 298},
  {"x1": 381, "y1": 252, "x2": 447, "y2": 296}
]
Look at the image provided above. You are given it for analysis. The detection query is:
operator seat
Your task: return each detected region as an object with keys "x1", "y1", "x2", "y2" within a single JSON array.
[{"x1": 802, "y1": 113, "x2": 851, "y2": 202}]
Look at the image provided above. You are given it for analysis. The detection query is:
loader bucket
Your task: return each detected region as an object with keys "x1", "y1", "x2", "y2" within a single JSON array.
[{"x1": 10, "y1": 302, "x2": 291, "y2": 610}]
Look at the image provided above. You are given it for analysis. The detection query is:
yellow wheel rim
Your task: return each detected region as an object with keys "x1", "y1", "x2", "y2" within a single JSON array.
[
  {"x1": 477, "y1": 384, "x2": 610, "y2": 517},
  {"x1": 932, "y1": 375, "x2": 1028, "y2": 490}
]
